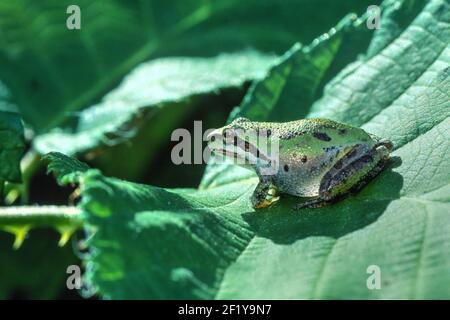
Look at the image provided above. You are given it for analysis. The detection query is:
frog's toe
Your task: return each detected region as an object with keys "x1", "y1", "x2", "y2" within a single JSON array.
[{"x1": 252, "y1": 196, "x2": 280, "y2": 209}]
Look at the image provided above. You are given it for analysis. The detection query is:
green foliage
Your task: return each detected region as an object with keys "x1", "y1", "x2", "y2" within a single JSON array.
[
  {"x1": 44, "y1": 152, "x2": 90, "y2": 185},
  {"x1": 0, "y1": 0, "x2": 375, "y2": 133},
  {"x1": 0, "y1": 110, "x2": 24, "y2": 185},
  {"x1": 42, "y1": 0, "x2": 450, "y2": 299},
  {"x1": 34, "y1": 52, "x2": 276, "y2": 156},
  {"x1": 0, "y1": 80, "x2": 25, "y2": 188},
  {"x1": 0, "y1": 0, "x2": 448, "y2": 300}
]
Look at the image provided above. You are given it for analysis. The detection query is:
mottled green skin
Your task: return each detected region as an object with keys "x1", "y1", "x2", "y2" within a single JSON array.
[{"x1": 208, "y1": 117, "x2": 393, "y2": 209}]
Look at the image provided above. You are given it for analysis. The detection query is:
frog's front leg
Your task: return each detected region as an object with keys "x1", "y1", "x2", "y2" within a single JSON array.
[{"x1": 251, "y1": 176, "x2": 279, "y2": 209}]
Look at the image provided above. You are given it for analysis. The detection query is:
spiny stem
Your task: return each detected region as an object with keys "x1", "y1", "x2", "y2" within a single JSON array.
[
  {"x1": 0, "y1": 205, "x2": 82, "y2": 226},
  {"x1": 0, "y1": 205, "x2": 83, "y2": 248}
]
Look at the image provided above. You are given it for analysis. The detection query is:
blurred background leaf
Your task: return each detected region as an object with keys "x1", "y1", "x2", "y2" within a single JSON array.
[{"x1": 0, "y1": 80, "x2": 25, "y2": 191}]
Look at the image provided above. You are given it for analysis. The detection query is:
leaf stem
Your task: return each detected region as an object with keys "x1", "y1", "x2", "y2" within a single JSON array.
[{"x1": 0, "y1": 205, "x2": 83, "y2": 228}]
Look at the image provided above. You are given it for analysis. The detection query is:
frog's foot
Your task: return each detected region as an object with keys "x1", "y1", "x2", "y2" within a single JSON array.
[
  {"x1": 251, "y1": 178, "x2": 279, "y2": 209},
  {"x1": 252, "y1": 196, "x2": 280, "y2": 209},
  {"x1": 293, "y1": 198, "x2": 331, "y2": 210}
]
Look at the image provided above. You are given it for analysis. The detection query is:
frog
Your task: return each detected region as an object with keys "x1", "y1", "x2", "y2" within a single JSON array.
[{"x1": 207, "y1": 117, "x2": 393, "y2": 209}]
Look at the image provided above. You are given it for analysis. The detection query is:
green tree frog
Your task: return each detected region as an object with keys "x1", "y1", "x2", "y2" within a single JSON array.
[{"x1": 207, "y1": 117, "x2": 393, "y2": 209}]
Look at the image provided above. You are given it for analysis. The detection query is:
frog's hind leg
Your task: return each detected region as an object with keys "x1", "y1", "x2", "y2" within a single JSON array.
[
  {"x1": 348, "y1": 155, "x2": 388, "y2": 195},
  {"x1": 318, "y1": 144, "x2": 389, "y2": 203}
]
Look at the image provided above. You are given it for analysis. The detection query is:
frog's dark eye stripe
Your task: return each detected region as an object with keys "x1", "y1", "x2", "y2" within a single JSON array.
[{"x1": 224, "y1": 129, "x2": 234, "y2": 138}]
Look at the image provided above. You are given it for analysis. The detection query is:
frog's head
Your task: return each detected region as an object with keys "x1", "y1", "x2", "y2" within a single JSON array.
[{"x1": 207, "y1": 117, "x2": 274, "y2": 169}]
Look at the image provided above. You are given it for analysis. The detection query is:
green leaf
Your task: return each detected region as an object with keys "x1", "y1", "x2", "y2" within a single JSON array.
[
  {"x1": 34, "y1": 52, "x2": 276, "y2": 156},
  {"x1": 366, "y1": 0, "x2": 427, "y2": 58},
  {"x1": 47, "y1": 0, "x2": 450, "y2": 299},
  {"x1": 43, "y1": 151, "x2": 90, "y2": 185},
  {"x1": 0, "y1": 81, "x2": 25, "y2": 195},
  {"x1": 0, "y1": 111, "x2": 24, "y2": 183},
  {"x1": 0, "y1": 0, "x2": 376, "y2": 133}
]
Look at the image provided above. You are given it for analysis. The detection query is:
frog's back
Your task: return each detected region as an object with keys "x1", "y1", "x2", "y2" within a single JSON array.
[
  {"x1": 270, "y1": 119, "x2": 374, "y2": 197},
  {"x1": 270, "y1": 119, "x2": 372, "y2": 149}
]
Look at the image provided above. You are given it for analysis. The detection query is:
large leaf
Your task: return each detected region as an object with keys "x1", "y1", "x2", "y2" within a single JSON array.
[
  {"x1": 44, "y1": 0, "x2": 450, "y2": 299},
  {"x1": 0, "y1": 0, "x2": 376, "y2": 133}
]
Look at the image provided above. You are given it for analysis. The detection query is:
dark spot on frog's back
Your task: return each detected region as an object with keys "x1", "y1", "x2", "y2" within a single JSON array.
[
  {"x1": 313, "y1": 132, "x2": 331, "y2": 141},
  {"x1": 338, "y1": 129, "x2": 347, "y2": 135}
]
